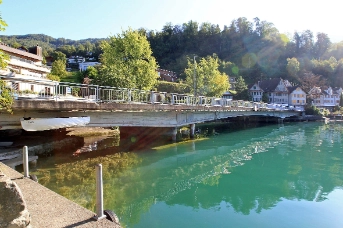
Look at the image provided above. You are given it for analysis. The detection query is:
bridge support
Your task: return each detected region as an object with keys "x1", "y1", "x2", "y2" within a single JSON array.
[{"x1": 190, "y1": 124, "x2": 195, "y2": 139}]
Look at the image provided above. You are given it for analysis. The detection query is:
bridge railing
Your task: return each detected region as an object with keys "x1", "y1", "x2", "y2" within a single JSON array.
[{"x1": 1, "y1": 76, "x2": 299, "y2": 112}]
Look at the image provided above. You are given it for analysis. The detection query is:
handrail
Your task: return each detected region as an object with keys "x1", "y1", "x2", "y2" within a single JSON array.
[{"x1": 0, "y1": 76, "x2": 304, "y2": 112}]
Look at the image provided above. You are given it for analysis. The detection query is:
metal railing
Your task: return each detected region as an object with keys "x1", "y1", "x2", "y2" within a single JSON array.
[{"x1": 0, "y1": 76, "x2": 302, "y2": 111}]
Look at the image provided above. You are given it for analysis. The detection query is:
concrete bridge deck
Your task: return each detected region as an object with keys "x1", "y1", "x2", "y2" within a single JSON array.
[{"x1": 1, "y1": 99, "x2": 301, "y2": 131}]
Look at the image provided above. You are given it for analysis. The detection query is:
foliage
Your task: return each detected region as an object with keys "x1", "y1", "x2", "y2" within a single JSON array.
[
  {"x1": 0, "y1": 79, "x2": 13, "y2": 113},
  {"x1": 2, "y1": 17, "x2": 343, "y2": 90},
  {"x1": 46, "y1": 74, "x2": 61, "y2": 82},
  {"x1": 305, "y1": 105, "x2": 322, "y2": 116},
  {"x1": 286, "y1": 57, "x2": 300, "y2": 82},
  {"x1": 50, "y1": 59, "x2": 67, "y2": 78},
  {"x1": 234, "y1": 76, "x2": 248, "y2": 100},
  {"x1": 52, "y1": 51, "x2": 67, "y2": 62},
  {"x1": 95, "y1": 29, "x2": 158, "y2": 90},
  {"x1": 185, "y1": 55, "x2": 229, "y2": 97},
  {"x1": 0, "y1": 1, "x2": 12, "y2": 114},
  {"x1": 300, "y1": 71, "x2": 327, "y2": 93},
  {"x1": 156, "y1": 81, "x2": 191, "y2": 94}
]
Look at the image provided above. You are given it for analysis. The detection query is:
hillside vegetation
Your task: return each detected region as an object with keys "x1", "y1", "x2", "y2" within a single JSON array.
[{"x1": 2, "y1": 17, "x2": 343, "y2": 89}]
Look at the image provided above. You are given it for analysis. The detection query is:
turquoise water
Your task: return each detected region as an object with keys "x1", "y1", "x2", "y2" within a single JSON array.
[{"x1": 33, "y1": 122, "x2": 343, "y2": 227}]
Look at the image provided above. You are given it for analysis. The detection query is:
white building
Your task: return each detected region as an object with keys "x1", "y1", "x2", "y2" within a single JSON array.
[
  {"x1": 287, "y1": 86, "x2": 307, "y2": 108},
  {"x1": 308, "y1": 86, "x2": 342, "y2": 111},
  {"x1": 248, "y1": 78, "x2": 306, "y2": 108},
  {"x1": 0, "y1": 43, "x2": 55, "y2": 95},
  {"x1": 249, "y1": 78, "x2": 289, "y2": 104},
  {"x1": 79, "y1": 62, "x2": 100, "y2": 71},
  {"x1": 67, "y1": 56, "x2": 85, "y2": 64}
]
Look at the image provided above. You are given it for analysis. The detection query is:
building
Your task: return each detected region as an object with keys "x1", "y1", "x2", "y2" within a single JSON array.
[
  {"x1": 67, "y1": 56, "x2": 85, "y2": 64},
  {"x1": 79, "y1": 62, "x2": 100, "y2": 71},
  {"x1": 249, "y1": 78, "x2": 289, "y2": 103},
  {"x1": 248, "y1": 78, "x2": 306, "y2": 108},
  {"x1": 0, "y1": 43, "x2": 54, "y2": 95},
  {"x1": 308, "y1": 86, "x2": 342, "y2": 111},
  {"x1": 287, "y1": 86, "x2": 307, "y2": 107},
  {"x1": 157, "y1": 69, "x2": 177, "y2": 82}
]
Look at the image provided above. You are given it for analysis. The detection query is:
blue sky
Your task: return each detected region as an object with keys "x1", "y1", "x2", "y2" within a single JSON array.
[{"x1": 1, "y1": 0, "x2": 342, "y2": 42}]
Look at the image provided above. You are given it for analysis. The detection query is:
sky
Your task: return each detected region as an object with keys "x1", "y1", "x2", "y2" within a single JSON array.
[{"x1": 1, "y1": 0, "x2": 342, "y2": 42}]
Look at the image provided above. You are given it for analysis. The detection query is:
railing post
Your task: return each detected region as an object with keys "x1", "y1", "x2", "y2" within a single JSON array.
[
  {"x1": 128, "y1": 89, "x2": 131, "y2": 103},
  {"x1": 55, "y1": 82, "x2": 58, "y2": 101},
  {"x1": 95, "y1": 164, "x2": 106, "y2": 220},
  {"x1": 23, "y1": 146, "x2": 29, "y2": 178},
  {"x1": 96, "y1": 85, "x2": 99, "y2": 102},
  {"x1": 150, "y1": 91, "x2": 155, "y2": 104}
]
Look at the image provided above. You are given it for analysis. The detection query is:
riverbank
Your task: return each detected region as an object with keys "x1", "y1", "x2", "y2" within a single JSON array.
[{"x1": 0, "y1": 162, "x2": 120, "y2": 227}]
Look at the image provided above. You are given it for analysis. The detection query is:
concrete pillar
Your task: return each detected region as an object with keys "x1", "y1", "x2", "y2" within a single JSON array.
[{"x1": 190, "y1": 124, "x2": 195, "y2": 139}]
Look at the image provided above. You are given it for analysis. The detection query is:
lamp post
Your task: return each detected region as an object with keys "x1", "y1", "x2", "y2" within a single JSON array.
[{"x1": 193, "y1": 55, "x2": 197, "y2": 96}]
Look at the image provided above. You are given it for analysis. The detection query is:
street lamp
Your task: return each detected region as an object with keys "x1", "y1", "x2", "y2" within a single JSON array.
[{"x1": 193, "y1": 55, "x2": 197, "y2": 96}]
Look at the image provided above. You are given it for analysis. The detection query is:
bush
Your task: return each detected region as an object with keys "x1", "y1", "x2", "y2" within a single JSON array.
[
  {"x1": 156, "y1": 81, "x2": 191, "y2": 94},
  {"x1": 305, "y1": 105, "x2": 321, "y2": 116}
]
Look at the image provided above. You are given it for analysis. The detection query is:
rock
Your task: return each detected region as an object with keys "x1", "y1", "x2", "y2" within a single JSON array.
[{"x1": 0, "y1": 174, "x2": 31, "y2": 228}]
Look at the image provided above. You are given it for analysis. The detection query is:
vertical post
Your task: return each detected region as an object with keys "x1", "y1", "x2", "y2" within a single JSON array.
[
  {"x1": 23, "y1": 146, "x2": 29, "y2": 178},
  {"x1": 95, "y1": 164, "x2": 106, "y2": 220},
  {"x1": 55, "y1": 82, "x2": 58, "y2": 101},
  {"x1": 193, "y1": 55, "x2": 197, "y2": 96},
  {"x1": 150, "y1": 91, "x2": 155, "y2": 104},
  {"x1": 190, "y1": 124, "x2": 195, "y2": 139}
]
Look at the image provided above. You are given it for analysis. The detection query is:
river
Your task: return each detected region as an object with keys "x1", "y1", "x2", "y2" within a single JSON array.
[{"x1": 29, "y1": 122, "x2": 343, "y2": 228}]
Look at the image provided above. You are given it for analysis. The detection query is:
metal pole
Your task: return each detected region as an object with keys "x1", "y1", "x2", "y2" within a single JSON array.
[
  {"x1": 193, "y1": 55, "x2": 197, "y2": 96},
  {"x1": 95, "y1": 164, "x2": 106, "y2": 220},
  {"x1": 23, "y1": 146, "x2": 29, "y2": 177}
]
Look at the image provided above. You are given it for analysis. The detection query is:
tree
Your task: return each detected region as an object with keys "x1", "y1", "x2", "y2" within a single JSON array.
[
  {"x1": 50, "y1": 60, "x2": 67, "y2": 79},
  {"x1": 95, "y1": 29, "x2": 158, "y2": 90},
  {"x1": 0, "y1": 0, "x2": 13, "y2": 113},
  {"x1": 301, "y1": 71, "x2": 327, "y2": 93},
  {"x1": 184, "y1": 55, "x2": 229, "y2": 97},
  {"x1": 49, "y1": 51, "x2": 67, "y2": 80},
  {"x1": 286, "y1": 57, "x2": 300, "y2": 82},
  {"x1": 234, "y1": 76, "x2": 249, "y2": 100}
]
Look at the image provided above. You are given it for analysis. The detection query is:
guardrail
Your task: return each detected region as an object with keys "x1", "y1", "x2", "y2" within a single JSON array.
[{"x1": 1, "y1": 76, "x2": 303, "y2": 111}]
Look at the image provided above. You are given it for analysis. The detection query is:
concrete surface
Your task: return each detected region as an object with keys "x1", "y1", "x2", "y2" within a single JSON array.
[{"x1": 0, "y1": 162, "x2": 120, "y2": 228}]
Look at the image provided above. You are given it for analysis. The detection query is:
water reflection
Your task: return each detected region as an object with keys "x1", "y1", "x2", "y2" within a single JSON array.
[{"x1": 33, "y1": 123, "x2": 343, "y2": 227}]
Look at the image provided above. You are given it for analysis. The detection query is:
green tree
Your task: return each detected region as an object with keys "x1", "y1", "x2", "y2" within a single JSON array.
[
  {"x1": 50, "y1": 60, "x2": 67, "y2": 79},
  {"x1": 95, "y1": 29, "x2": 158, "y2": 90},
  {"x1": 52, "y1": 51, "x2": 67, "y2": 63},
  {"x1": 49, "y1": 51, "x2": 67, "y2": 80},
  {"x1": 286, "y1": 57, "x2": 300, "y2": 82},
  {"x1": 0, "y1": 0, "x2": 13, "y2": 113},
  {"x1": 262, "y1": 92, "x2": 269, "y2": 103},
  {"x1": 185, "y1": 55, "x2": 229, "y2": 97},
  {"x1": 234, "y1": 76, "x2": 249, "y2": 100}
]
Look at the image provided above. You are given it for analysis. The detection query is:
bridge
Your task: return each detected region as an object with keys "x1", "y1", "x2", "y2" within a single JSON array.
[{"x1": 0, "y1": 77, "x2": 302, "y2": 138}]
